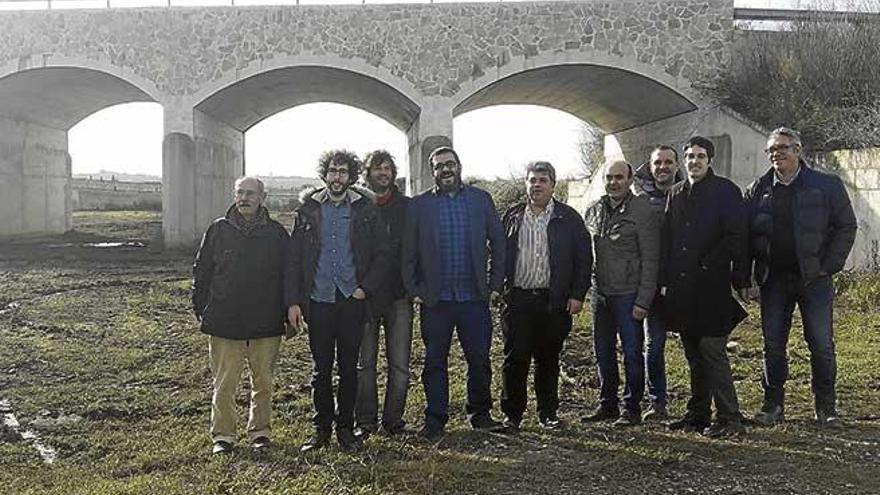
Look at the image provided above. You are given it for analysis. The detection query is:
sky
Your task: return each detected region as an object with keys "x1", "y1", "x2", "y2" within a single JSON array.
[{"x1": 61, "y1": 0, "x2": 855, "y2": 180}]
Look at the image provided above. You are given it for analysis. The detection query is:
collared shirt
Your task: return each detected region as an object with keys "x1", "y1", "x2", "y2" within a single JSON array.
[
  {"x1": 311, "y1": 190, "x2": 358, "y2": 303},
  {"x1": 437, "y1": 189, "x2": 476, "y2": 301},
  {"x1": 773, "y1": 164, "x2": 802, "y2": 186},
  {"x1": 514, "y1": 200, "x2": 554, "y2": 289}
]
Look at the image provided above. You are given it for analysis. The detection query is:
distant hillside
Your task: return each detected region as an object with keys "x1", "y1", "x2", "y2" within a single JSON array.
[
  {"x1": 73, "y1": 171, "x2": 160, "y2": 183},
  {"x1": 70, "y1": 171, "x2": 321, "y2": 191}
]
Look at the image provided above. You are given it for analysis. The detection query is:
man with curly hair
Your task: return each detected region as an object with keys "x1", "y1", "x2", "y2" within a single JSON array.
[{"x1": 286, "y1": 150, "x2": 391, "y2": 452}]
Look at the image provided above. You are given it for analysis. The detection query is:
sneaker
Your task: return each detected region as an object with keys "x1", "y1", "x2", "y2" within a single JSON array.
[
  {"x1": 668, "y1": 415, "x2": 710, "y2": 433},
  {"x1": 538, "y1": 415, "x2": 562, "y2": 430},
  {"x1": 418, "y1": 425, "x2": 444, "y2": 441},
  {"x1": 354, "y1": 424, "x2": 377, "y2": 440},
  {"x1": 252, "y1": 436, "x2": 271, "y2": 450},
  {"x1": 502, "y1": 416, "x2": 521, "y2": 433},
  {"x1": 300, "y1": 430, "x2": 331, "y2": 453},
  {"x1": 212, "y1": 440, "x2": 233, "y2": 455},
  {"x1": 816, "y1": 410, "x2": 843, "y2": 429},
  {"x1": 703, "y1": 421, "x2": 746, "y2": 438},
  {"x1": 642, "y1": 402, "x2": 668, "y2": 422},
  {"x1": 581, "y1": 406, "x2": 619, "y2": 423},
  {"x1": 612, "y1": 410, "x2": 642, "y2": 428},
  {"x1": 471, "y1": 415, "x2": 505, "y2": 432},
  {"x1": 337, "y1": 428, "x2": 363, "y2": 452},
  {"x1": 753, "y1": 405, "x2": 785, "y2": 427}
]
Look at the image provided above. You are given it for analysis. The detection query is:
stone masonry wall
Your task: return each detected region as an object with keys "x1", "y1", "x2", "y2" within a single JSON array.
[{"x1": 0, "y1": 0, "x2": 733, "y2": 99}]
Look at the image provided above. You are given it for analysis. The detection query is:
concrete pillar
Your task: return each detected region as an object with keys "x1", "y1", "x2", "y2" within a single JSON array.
[
  {"x1": 406, "y1": 98, "x2": 454, "y2": 195},
  {"x1": 0, "y1": 116, "x2": 70, "y2": 237},
  {"x1": 612, "y1": 106, "x2": 767, "y2": 189},
  {"x1": 162, "y1": 104, "x2": 243, "y2": 248}
]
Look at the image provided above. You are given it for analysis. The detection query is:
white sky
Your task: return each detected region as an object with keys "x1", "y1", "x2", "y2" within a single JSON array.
[{"x1": 64, "y1": 0, "x2": 854, "y2": 179}]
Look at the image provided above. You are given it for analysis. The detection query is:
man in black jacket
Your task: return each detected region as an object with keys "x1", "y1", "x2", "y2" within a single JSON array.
[
  {"x1": 285, "y1": 150, "x2": 391, "y2": 452},
  {"x1": 661, "y1": 136, "x2": 750, "y2": 438},
  {"x1": 193, "y1": 176, "x2": 290, "y2": 455},
  {"x1": 355, "y1": 150, "x2": 413, "y2": 437},
  {"x1": 500, "y1": 161, "x2": 592, "y2": 431},
  {"x1": 745, "y1": 127, "x2": 857, "y2": 428}
]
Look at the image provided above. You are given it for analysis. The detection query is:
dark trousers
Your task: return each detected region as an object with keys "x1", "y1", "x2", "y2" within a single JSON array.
[
  {"x1": 591, "y1": 292, "x2": 645, "y2": 413},
  {"x1": 760, "y1": 271, "x2": 837, "y2": 413},
  {"x1": 420, "y1": 300, "x2": 493, "y2": 431},
  {"x1": 308, "y1": 294, "x2": 367, "y2": 432},
  {"x1": 680, "y1": 334, "x2": 742, "y2": 423},
  {"x1": 644, "y1": 311, "x2": 668, "y2": 404},
  {"x1": 500, "y1": 289, "x2": 572, "y2": 423}
]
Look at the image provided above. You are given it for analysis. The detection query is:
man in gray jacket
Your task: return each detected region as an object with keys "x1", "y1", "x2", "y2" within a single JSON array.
[{"x1": 583, "y1": 160, "x2": 660, "y2": 427}]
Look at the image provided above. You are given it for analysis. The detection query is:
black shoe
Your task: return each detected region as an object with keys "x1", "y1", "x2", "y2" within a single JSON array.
[
  {"x1": 354, "y1": 424, "x2": 377, "y2": 440},
  {"x1": 502, "y1": 416, "x2": 521, "y2": 433},
  {"x1": 703, "y1": 421, "x2": 746, "y2": 438},
  {"x1": 612, "y1": 410, "x2": 642, "y2": 428},
  {"x1": 581, "y1": 406, "x2": 619, "y2": 423},
  {"x1": 753, "y1": 405, "x2": 784, "y2": 427},
  {"x1": 380, "y1": 422, "x2": 413, "y2": 437},
  {"x1": 816, "y1": 409, "x2": 843, "y2": 429},
  {"x1": 418, "y1": 425, "x2": 444, "y2": 441},
  {"x1": 668, "y1": 415, "x2": 710, "y2": 433},
  {"x1": 471, "y1": 415, "x2": 505, "y2": 432},
  {"x1": 642, "y1": 402, "x2": 668, "y2": 422},
  {"x1": 337, "y1": 428, "x2": 363, "y2": 452},
  {"x1": 252, "y1": 436, "x2": 271, "y2": 450},
  {"x1": 538, "y1": 416, "x2": 562, "y2": 430},
  {"x1": 300, "y1": 430, "x2": 331, "y2": 453},
  {"x1": 212, "y1": 440, "x2": 233, "y2": 455}
]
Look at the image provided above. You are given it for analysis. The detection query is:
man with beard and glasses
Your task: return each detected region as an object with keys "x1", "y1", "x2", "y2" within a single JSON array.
[
  {"x1": 402, "y1": 146, "x2": 506, "y2": 439},
  {"x1": 286, "y1": 150, "x2": 391, "y2": 452},
  {"x1": 745, "y1": 127, "x2": 856, "y2": 429},
  {"x1": 631, "y1": 145, "x2": 683, "y2": 421},
  {"x1": 354, "y1": 150, "x2": 414, "y2": 439},
  {"x1": 193, "y1": 176, "x2": 290, "y2": 455},
  {"x1": 499, "y1": 161, "x2": 592, "y2": 432},
  {"x1": 661, "y1": 136, "x2": 750, "y2": 438},
  {"x1": 583, "y1": 160, "x2": 660, "y2": 428}
]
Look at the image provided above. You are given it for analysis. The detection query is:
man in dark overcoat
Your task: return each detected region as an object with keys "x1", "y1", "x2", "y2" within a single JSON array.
[{"x1": 660, "y1": 136, "x2": 751, "y2": 438}]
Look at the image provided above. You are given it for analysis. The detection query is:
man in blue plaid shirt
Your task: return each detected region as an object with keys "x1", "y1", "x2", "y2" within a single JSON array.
[{"x1": 402, "y1": 146, "x2": 506, "y2": 439}]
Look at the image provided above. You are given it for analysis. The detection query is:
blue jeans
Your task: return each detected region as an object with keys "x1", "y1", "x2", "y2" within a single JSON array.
[
  {"x1": 420, "y1": 301, "x2": 493, "y2": 431},
  {"x1": 644, "y1": 311, "x2": 667, "y2": 405},
  {"x1": 356, "y1": 298, "x2": 414, "y2": 431},
  {"x1": 760, "y1": 272, "x2": 837, "y2": 413},
  {"x1": 591, "y1": 292, "x2": 645, "y2": 413}
]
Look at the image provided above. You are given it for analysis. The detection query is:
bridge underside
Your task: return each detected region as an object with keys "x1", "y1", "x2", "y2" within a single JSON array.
[
  {"x1": 0, "y1": 67, "x2": 154, "y2": 237},
  {"x1": 455, "y1": 65, "x2": 698, "y2": 134}
]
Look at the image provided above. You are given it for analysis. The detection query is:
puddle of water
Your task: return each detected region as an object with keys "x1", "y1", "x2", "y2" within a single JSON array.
[{"x1": 0, "y1": 399, "x2": 58, "y2": 464}]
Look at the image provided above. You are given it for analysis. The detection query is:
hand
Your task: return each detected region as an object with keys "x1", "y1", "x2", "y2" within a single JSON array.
[
  {"x1": 737, "y1": 287, "x2": 759, "y2": 304},
  {"x1": 284, "y1": 322, "x2": 297, "y2": 340},
  {"x1": 193, "y1": 311, "x2": 202, "y2": 323},
  {"x1": 566, "y1": 298, "x2": 584, "y2": 315},
  {"x1": 287, "y1": 304, "x2": 303, "y2": 330},
  {"x1": 352, "y1": 287, "x2": 367, "y2": 300},
  {"x1": 412, "y1": 296, "x2": 424, "y2": 305},
  {"x1": 632, "y1": 305, "x2": 648, "y2": 321}
]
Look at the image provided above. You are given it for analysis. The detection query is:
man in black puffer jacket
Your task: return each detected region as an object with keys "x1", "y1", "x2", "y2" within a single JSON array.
[
  {"x1": 192, "y1": 176, "x2": 290, "y2": 455},
  {"x1": 745, "y1": 127, "x2": 857, "y2": 429}
]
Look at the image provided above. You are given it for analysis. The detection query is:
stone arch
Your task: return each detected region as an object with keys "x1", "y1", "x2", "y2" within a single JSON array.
[
  {"x1": 191, "y1": 54, "x2": 425, "y2": 133},
  {"x1": 450, "y1": 49, "x2": 700, "y2": 135},
  {"x1": 0, "y1": 61, "x2": 160, "y2": 237}
]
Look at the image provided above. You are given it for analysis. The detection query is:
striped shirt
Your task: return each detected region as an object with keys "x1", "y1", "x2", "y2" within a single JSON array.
[{"x1": 514, "y1": 200, "x2": 554, "y2": 289}]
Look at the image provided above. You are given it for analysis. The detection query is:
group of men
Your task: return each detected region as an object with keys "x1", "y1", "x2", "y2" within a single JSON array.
[{"x1": 192, "y1": 126, "x2": 857, "y2": 455}]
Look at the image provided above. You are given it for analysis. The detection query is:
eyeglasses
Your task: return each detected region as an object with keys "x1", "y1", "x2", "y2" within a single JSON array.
[
  {"x1": 764, "y1": 144, "x2": 795, "y2": 155},
  {"x1": 432, "y1": 160, "x2": 458, "y2": 171}
]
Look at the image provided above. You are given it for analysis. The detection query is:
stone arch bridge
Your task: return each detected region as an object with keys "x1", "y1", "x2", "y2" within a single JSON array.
[{"x1": 0, "y1": 0, "x2": 767, "y2": 247}]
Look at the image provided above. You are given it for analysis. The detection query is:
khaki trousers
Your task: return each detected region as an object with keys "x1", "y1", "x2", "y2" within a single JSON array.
[{"x1": 209, "y1": 335, "x2": 281, "y2": 444}]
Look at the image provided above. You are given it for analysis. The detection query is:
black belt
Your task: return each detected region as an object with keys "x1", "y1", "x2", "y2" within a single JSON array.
[{"x1": 512, "y1": 287, "x2": 549, "y2": 296}]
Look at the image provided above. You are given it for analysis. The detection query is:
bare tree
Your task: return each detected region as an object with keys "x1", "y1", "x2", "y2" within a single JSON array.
[
  {"x1": 708, "y1": 1, "x2": 880, "y2": 150},
  {"x1": 577, "y1": 122, "x2": 605, "y2": 178}
]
